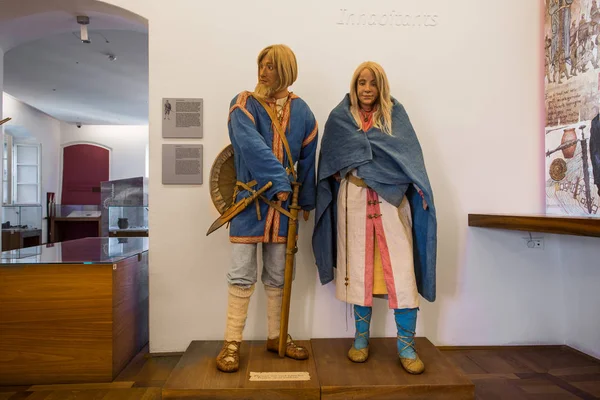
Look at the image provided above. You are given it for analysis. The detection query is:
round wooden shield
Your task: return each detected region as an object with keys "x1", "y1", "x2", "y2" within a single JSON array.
[
  {"x1": 210, "y1": 144, "x2": 237, "y2": 214},
  {"x1": 549, "y1": 158, "x2": 568, "y2": 182}
]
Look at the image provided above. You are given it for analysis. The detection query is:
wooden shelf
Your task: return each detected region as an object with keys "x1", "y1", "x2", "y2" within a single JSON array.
[{"x1": 468, "y1": 214, "x2": 600, "y2": 238}]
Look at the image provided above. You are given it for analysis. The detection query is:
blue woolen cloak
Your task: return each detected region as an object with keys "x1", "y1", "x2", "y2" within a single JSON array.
[{"x1": 312, "y1": 94, "x2": 437, "y2": 302}]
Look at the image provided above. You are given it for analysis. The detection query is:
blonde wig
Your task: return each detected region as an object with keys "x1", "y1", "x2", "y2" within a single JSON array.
[
  {"x1": 349, "y1": 61, "x2": 393, "y2": 135},
  {"x1": 256, "y1": 44, "x2": 298, "y2": 96}
]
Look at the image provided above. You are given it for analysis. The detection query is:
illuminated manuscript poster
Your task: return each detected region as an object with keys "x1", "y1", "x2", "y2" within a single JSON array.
[{"x1": 545, "y1": 0, "x2": 600, "y2": 216}]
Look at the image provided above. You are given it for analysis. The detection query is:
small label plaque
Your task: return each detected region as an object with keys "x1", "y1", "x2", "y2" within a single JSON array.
[{"x1": 248, "y1": 371, "x2": 310, "y2": 382}]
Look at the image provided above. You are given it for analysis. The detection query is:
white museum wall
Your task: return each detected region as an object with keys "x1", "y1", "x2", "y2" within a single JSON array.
[
  {"x1": 60, "y1": 123, "x2": 148, "y2": 181},
  {"x1": 2, "y1": 93, "x2": 61, "y2": 242},
  {"x1": 99, "y1": 0, "x2": 598, "y2": 353},
  {"x1": 559, "y1": 235, "x2": 600, "y2": 360}
]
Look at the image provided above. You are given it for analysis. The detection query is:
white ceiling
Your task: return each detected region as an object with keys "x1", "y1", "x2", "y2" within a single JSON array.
[
  {"x1": 0, "y1": 2, "x2": 148, "y2": 126},
  {"x1": 4, "y1": 29, "x2": 148, "y2": 125},
  {"x1": 0, "y1": 9, "x2": 147, "y2": 53}
]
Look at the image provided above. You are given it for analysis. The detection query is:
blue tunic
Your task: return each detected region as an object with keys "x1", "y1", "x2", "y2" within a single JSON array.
[{"x1": 228, "y1": 91, "x2": 318, "y2": 243}]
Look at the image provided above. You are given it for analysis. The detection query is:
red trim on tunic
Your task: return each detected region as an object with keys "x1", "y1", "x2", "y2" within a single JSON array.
[
  {"x1": 302, "y1": 122, "x2": 318, "y2": 147},
  {"x1": 229, "y1": 104, "x2": 255, "y2": 124},
  {"x1": 231, "y1": 235, "x2": 287, "y2": 244},
  {"x1": 272, "y1": 96, "x2": 292, "y2": 163},
  {"x1": 228, "y1": 91, "x2": 255, "y2": 124},
  {"x1": 272, "y1": 208, "x2": 281, "y2": 242},
  {"x1": 262, "y1": 96, "x2": 292, "y2": 242},
  {"x1": 263, "y1": 207, "x2": 275, "y2": 242},
  {"x1": 364, "y1": 190, "x2": 375, "y2": 306},
  {"x1": 370, "y1": 189, "x2": 399, "y2": 308}
]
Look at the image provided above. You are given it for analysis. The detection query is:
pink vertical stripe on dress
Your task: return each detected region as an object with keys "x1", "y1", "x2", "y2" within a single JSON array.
[
  {"x1": 363, "y1": 189, "x2": 375, "y2": 306},
  {"x1": 371, "y1": 190, "x2": 399, "y2": 308}
]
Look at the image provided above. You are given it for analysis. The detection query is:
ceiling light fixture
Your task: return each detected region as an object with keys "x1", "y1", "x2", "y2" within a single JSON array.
[{"x1": 77, "y1": 16, "x2": 90, "y2": 43}]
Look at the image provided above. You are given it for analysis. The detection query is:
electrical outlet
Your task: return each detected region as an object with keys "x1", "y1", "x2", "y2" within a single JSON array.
[
  {"x1": 523, "y1": 237, "x2": 544, "y2": 249},
  {"x1": 531, "y1": 238, "x2": 544, "y2": 249}
]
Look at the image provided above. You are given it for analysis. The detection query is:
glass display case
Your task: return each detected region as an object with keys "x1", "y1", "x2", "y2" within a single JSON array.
[
  {"x1": 49, "y1": 204, "x2": 102, "y2": 243},
  {"x1": 0, "y1": 237, "x2": 148, "y2": 264},
  {"x1": 1, "y1": 244, "x2": 42, "y2": 259},
  {"x1": 2, "y1": 204, "x2": 42, "y2": 229},
  {"x1": 108, "y1": 206, "x2": 149, "y2": 237},
  {"x1": 101, "y1": 177, "x2": 148, "y2": 237},
  {"x1": 50, "y1": 204, "x2": 101, "y2": 218},
  {"x1": 2, "y1": 204, "x2": 43, "y2": 251}
]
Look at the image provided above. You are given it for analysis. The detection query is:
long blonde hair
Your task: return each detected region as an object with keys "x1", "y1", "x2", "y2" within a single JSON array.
[
  {"x1": 349, "y1": 61, "x2": 393, "y2": 135},
  {"x1": 256, "y1": 44, "x2": 298, "y2": 96}
]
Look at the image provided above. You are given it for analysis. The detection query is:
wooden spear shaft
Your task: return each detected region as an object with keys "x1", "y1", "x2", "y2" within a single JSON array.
[{"x1": 278, "y1": 181, "x2": 301, "y2": 357}]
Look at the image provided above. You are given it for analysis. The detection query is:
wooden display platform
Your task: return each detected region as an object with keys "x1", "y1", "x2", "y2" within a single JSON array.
[
  {"x1": 312, "y1": 337, "x2": 474, "y2": 400},
  {"x1": 162, "y1": 340, "x2": 320, "y2": 400},
  {"x1": 162, "y1": 338, "x2": 474, "y2": 400}
]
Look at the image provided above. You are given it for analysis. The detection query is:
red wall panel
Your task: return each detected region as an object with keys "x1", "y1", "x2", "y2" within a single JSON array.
[{"x1": 62, "y1": 144, "x2": 109, "y2": 205}]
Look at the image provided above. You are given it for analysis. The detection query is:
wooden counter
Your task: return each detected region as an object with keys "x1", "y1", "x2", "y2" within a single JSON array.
[{"x1": 0, "y1": 237, "x2": 149, "y2": 385}]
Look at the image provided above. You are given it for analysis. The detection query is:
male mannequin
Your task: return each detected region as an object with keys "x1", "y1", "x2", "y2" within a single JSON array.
[{"x1": 216, "y1": 44, "x2": 319, "y2": 373}]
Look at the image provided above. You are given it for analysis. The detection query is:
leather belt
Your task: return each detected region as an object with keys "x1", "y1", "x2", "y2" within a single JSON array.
[{"x1": 347, "y1": 174, "x2": 369, "y2": 188}]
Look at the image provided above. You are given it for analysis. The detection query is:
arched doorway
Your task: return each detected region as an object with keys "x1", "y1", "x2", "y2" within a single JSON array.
[{"x1": 61, "y1": 142, "x2": 111, "y2": 205}]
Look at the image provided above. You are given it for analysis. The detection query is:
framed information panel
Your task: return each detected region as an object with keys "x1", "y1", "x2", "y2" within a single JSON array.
[
  {"x1": 162, "y1": 98, "x2": 203, "y2": 138},
  {"x1": 162, "y1": 144, "x2": 203, "y2": 185}
]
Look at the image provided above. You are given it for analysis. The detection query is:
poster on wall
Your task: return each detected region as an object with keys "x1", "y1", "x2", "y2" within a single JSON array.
[
  {"x1": 162, "y1": 98, "x2": 203, "y2": 138},
  {"x1": 545, "y1": 0, "x2": 600, "y2": 217}
]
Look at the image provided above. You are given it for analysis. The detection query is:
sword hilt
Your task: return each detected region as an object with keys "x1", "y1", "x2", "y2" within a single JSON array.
[
  {"x1": 205, "y1": 181, "x2": 273, "y2": 236},
  {"x1": 243, "y1": 181, "x2": 273, "y2": 205}
]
